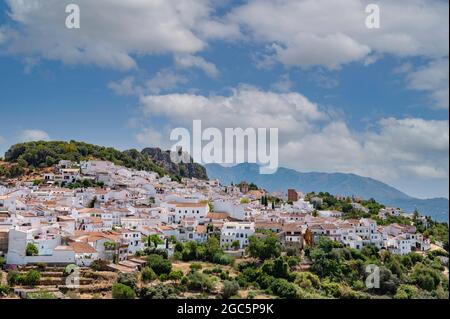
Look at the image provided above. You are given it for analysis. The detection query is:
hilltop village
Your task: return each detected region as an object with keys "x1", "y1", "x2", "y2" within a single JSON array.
[{"x1": 0, "y1": 159, "x2": 448, "y2": 299}]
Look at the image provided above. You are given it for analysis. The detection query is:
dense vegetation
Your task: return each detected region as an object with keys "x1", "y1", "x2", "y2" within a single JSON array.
[
  {"x1": 235, "y1": 236, "x2": 449, "y2": 299},
  {"x1": 105, "y1": 233, "x2": 449, "y2": 300},
  {"x1": 2, "y1": 141, "x2": 167, "y2": 177},
  {"x1": 0, "y1": 141, "x2": 208, "y2": 180}
]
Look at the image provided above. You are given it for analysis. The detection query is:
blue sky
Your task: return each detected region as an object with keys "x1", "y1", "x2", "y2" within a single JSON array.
[{"x1": 0, "y1": 0, "x2": 448, "y2": 199}]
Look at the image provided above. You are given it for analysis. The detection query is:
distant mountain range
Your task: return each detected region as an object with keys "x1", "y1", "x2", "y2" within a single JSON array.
[{"x1": 205, "y1": 163, "x2": 449, "y2": 222}]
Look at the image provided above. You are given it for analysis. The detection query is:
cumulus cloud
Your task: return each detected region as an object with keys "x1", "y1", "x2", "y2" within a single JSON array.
[
  {"x1": 271, "y1": 74, "x2": 294, "y2": 92},
  {"x1": 136, "y1": 87, "x2": 449, "y2": 186},
  {"x1": 108, "y1": 70, "x2": 188, "y2": 96},
  {"x1": 174, "y1": 54, "x2": 219, "y2": 78},
  {"x1": 108, "y1": 76, "x2": 142, "y2": 96},
  {"x1": 139, "y1": 86, "x2": 327, "y2": 136},
  {"x1": 3, "y1": 0, "x2": 447, "y2": 72},
  {"x1": 405, "y1": 59, "x2": 449, "y2": 109},
  {"x1": 228, "y1": 0, "x2": 449, "y2": 69},
  {"x1": 135, "y1": 127, "x2": 170, "y2": 149},
  {"x1": 2, "y1": 0, "x2": 230, "y2": 70},
  {"x1": 18, "y1": 129, "x2": 50, "y2": 142},
  {"x1": 146, "y1": 70, "x2": 188, "y2": 94}
]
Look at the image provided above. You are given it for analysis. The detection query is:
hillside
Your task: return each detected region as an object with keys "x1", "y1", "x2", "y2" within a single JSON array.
[
  {"x1": 0, "y1": 141, "x2": 208, "y2": 180},
  {"x1": 141, "y1": 148, "x2": 208, "y2": 180},
  {"x1": 205, "y1": 163, "x2": 449, "y2": 222}
]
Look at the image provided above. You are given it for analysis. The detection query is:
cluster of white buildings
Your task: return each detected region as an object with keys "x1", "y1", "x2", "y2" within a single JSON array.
[{"x1": 0, "y1": 160, "x2": 432, "y2": 270}]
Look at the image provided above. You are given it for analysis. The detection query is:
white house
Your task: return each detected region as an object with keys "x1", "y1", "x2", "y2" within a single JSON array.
[
  {"x1": 220, "y1": 221, "x2": 255, "y2": 249},
  {"x1": 68, "y1": 242, "x2": 99, "y2": 266},
  {"x1": 213, "y1": 199, "x2": 246, "y2": 220},
  {"x1": 167, "y1": 201, "x2": 210, "y2": 224}
]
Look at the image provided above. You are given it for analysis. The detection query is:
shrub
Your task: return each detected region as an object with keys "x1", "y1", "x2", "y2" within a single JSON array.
[
  {"x1": 0, "y1": 285, "x2": 11, "y2": 295},
  {"x1": 247, "y1": 291, "x2": 257, "y2": 299},
  {"x1": 190, "y1": 263, "x2": 203, "y2": 272},
  {"x1": 376, "y1": 267, "x2": 399, "y2": 295},
  {"x1": 262, "y1": 257, "x2": 291, "y2": 279},
  {"x1": 168, "y1": 270, "x2": 184, "y2": 281},
  {"x1": 212, "y1": 253, "x2": 233, "y2": 265},
  {"x1": 144, "y1": 248, "x2": 168, "y2": 259},
  {"x1": 146, "y1": 254, "x2": 172, "y2": 275},
  {"x1": 141, "y1": 267, "x2": 157, "y2": 282},
  {"x1": 141, "y1": 284, "x2": 179, "y2": 299},
  {"x1": 187, "y1": 272, "x2": 215, "y2": 292},
  {"x1": 7, "y1": 271, "x2": 21, "y2": 286},
  {"x1": 222, "y1": 280, "x2": 240, "y2": 299},
  {"x1": 268, "y1": 278, "x2": 298, "y2": 299},
  {"x1": 295, "y1": 272, "x2": 321, "y2": 290},
  {"x1": 28, "y1": 290, "x2": 57, "y2": 299},
  {"x1": 410, "y1": 263, "x2": 442, "y2": 291},
  {"x1": 112, "y1": 283, "x2": 136, "y2": 299},
  {"x1": 287, "y1": 257, "x2": 300, "y2": 269},
  {"x1": 285, "y1": 247, "x2": 300, "y2": 257},
  {"x1": 117, "y1": 273, "x2": 138, "y2": 290},
  {"x1": 394, "y1": 284, "x2": 419, "y2": 299},
  {"x1": 24, "y1": 270, "x2": 41, "y2": 286},
  {"x1": 26, "y1": 243, "x2": 39, "y2": 256},
  {"x1": 0, "y1": 256, "x2": 5, "y2": 268},
  {"x1": 91, "y1": 260, "x2": 108, "y2": 271},
  {"x1": 159, "y1": 274, "x2": 169, "y2": 281}
]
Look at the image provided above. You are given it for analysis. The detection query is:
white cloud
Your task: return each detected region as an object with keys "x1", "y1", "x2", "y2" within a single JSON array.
[
  {"x1": 139, "y1": 86, "x2": 327, "y2": 136},
  {"x1": 18, "y1": 129, "x2": 50, "y2": 142},
  {"x1": 405, "y1": 59, "x2": 449, "y2": 109},
  {"x1": 271, "y1": 74, "x2": 294, "y2": 92},
  {"x1": 309, "y1": 70, "x2": 339, "y2": 89},
  {"x1": 146, "y1": 70, "x2": 188, "y2": 94},
  {"x1": 108, "y1": 76, "x2": 142, "y2": 96},
  {"x1": 135, "y1": 127, "x2": 171, "y2": 149},
  {"x1": 2, "y1": 0, "x2": 228, "y2": 70},
  {"x1": 137, "y1": 87, "x2": 449, "y2": 187},
  {"x1": 174, "y1": 54, "x2": 219, "y2": 78},
  {"x1": 4, "y1": 0, "x2": 447, "y2": 72},
  {"x1": 109, "y1": 70, "x2": 188, "y2": 96},
  {"x1": 228, "y1": 0, "x2": 449, "y2": 69}
]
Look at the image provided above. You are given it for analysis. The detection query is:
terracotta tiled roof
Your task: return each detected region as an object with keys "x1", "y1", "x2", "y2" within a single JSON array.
[{"x1": 69, "y1": 242, "x2": 97, "y2": 254}]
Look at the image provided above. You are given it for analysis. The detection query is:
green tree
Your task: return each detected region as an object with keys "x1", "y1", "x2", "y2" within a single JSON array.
[
  {"x1": 268, "y1": 278, "x2": 298, "y2": 299},
  {"x1": 146, "y1": 254, "x2": 172, "y2": 275},
  {"x1": 141, "y1": 267, "x2": 157, "y2": 282},
  {"x1": 247, "y1": 234, "x2": 282, "y2": 260},
  {"x1": 112, "y1": 283, "x2": 136, "y2": 299},
  {"x1": 231, "y1": 240, "x2": 241, "y2": 250},
  {"x1": 410, "y1": 263, "x2": 442, "y2": 291},
  {"x1": 147, "y1": 234, "x2": 164, "y2": 248},
  {"x1": 168, "y1": 270, "x2": 184, "y2": 282},
  {"x1": 26, "y1": 243, "x2": 39, "y2": 256},
  {"x1": 117, "y1": 273, "x2": 138, "y2": 290}
]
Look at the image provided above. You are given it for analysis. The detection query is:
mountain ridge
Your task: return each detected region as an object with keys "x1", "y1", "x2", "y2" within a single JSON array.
[{"x1": 205, "y1": 163, "x2": 449, "y2": 222}]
